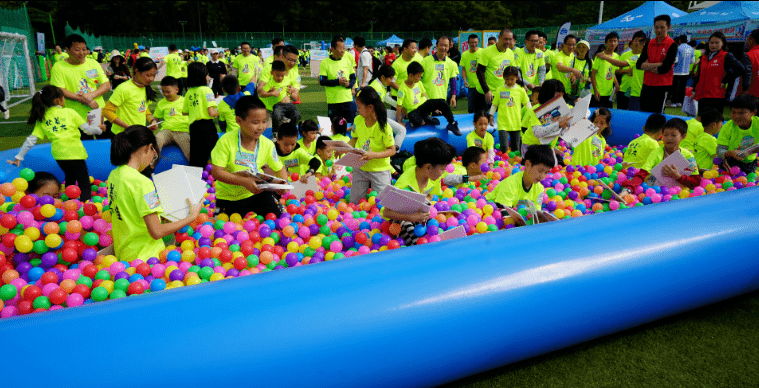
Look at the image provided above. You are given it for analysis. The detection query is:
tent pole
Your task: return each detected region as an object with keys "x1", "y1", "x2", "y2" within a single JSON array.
[{"x1": 599, "y1": 1, "x2": 604, "y2": 24}]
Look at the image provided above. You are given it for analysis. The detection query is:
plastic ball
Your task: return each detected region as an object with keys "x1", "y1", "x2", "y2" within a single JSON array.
[{"x1": 64, "y1": 185, "x2": 81, "y2": 199}]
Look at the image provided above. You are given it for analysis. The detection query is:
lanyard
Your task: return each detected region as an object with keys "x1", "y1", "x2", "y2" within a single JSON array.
[{"x1": 237, "y1": 130, "x2": 260, "y2": 172}]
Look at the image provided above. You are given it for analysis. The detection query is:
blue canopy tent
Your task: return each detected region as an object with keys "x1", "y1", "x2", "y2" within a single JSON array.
[
  {"x1": 673, "y1": 1, "x2": 759, "y2": 42},
  {"x1": 344, "y1": 37, "x2": 354, "y2": 48},
  {"x1": 585, "y1": 1, "x2": 687, "y2": 44},
  {"x1": 377, "y1": 34, "x2": 404, "y2": 47}
]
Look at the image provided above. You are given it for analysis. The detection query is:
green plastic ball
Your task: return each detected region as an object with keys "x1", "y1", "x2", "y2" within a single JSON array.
[
  {"x1": 246, "y1": 255, "x2": 259, "y2": 267},
  {"x1": 114, "y1": 278, "x2": 130, "y2": 292},
  {"x1": 95, "y1": 270, "x2": 111, "y2": 281},
  {"x1": 109, "y1": 290, "x2": 127, "y2": 299},
  {"x1": 33, "y1": 296, "x2": 51, "y2": 309},
  {"x1": 0, "y1": 284, "x2": 18, "y2": 300},
  {"x1": 19, "y1": 168, "x2": 35, "y2": 181},
  {"x1": 83, "y1": 232, "x2": 99, "y2": 246}
]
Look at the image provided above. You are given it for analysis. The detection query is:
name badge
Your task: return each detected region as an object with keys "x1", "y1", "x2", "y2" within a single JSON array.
[{"x1": 235, "y1": 151, "x2": 256, "y2": 167}]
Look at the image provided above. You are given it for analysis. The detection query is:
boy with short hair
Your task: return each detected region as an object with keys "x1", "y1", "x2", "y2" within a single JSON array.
[
  {"x1": 442, "y1": 146, "x2": 488, "y2": 187},
  {"x1": 590, "y1": 32, "x2": 629, "y2": 108},
  {"x1": 397, "y1": 61, "x2": 461, "y2": 135},
  {"x1": 717, "y1": 94, "x2": 759, "y2": 174},
  {"x1": 486, "y1": 144, "x2": 554, "y2": 225},
  {"x1": 274, "y1": 122, "x2": 320, "y2": 178},
  {"x1": 154, "y1": 76, "x2": 191, "y2": 160},
  {"x1": 383, "y1": 137, "x2": 456, "y2": 246},
  {"x1": 217, "y1": 75, "x2": 254, "y2": 133},
  {"x1": 259, "y1": 60, "x2": 301, "y2": 132},
  {"x1": 694, "y1": 109, "x2": 725, "y2": 172},
  {"x1": 681, "y1": 106, "x2": 719, "y2": 153},
  {"x1": 623, "y1": 113, "x2": 666, "y2": 168}
]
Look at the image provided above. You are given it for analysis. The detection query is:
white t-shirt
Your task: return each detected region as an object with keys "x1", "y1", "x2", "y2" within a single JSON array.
[{"x1": 357, "y1": 49, "x2": 373, "y2": 87}]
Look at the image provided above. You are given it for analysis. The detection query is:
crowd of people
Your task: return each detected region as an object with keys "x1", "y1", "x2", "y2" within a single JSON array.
[{"x1": 6, "y1": 12, "x2": 759, "y2": 259}]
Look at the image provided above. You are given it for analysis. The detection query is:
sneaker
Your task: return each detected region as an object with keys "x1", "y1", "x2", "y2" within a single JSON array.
[
  {"x1": 447, "y1": 121, "x2": 462, "y2": 136},
  {"x1": 426, "y1": 116, "x2": 440, "y2": 126},
  {"x1": 3, "y1": 110, "x2": 8, "y2": 120}
]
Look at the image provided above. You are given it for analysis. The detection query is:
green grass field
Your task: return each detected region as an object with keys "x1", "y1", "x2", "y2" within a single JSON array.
[{"x1": 2, "y1": 71, "x2": 758, "y2": 387}]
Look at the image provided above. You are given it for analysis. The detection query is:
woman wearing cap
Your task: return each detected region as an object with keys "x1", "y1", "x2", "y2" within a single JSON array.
[
  {"x1": 570, "y1": 40, "x2": 593, "y2": 99},
  {"x1": 107, "y1": 50, "x2": 131, "y2": 91}
]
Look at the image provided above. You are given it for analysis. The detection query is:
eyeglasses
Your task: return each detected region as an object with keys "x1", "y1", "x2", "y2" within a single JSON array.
[{"x1": 150, "y1": 145, "x2": 159, "y2": 165}]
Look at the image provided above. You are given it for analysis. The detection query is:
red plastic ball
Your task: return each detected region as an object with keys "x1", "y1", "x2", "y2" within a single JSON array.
[
  {"x1": 23, "y1": 285, "x2": 42, "y2": 301},
  {"x1": 240, "y1": 240, "x2": 255, "y2": 256},
  {"x1": 72, "y1": 284, "x2": 91, "y2": 298},
  {"x1": 63, "y1": 210, "x2": 80, "y2": 222},
  {"x1": 1, "y1": 233, "x2": 16, "y2": 248},
  {"x1": 135, "y1": 263, "x2": 151, "y2": 277},
  {"x1": 32, "y1": 207, "x2": 45, "y2": 221},
  {"x1": 92, "y1": 279, "x2": 104, "y2": 288},
  {"x1": 271, "y1": 245, "x2": 284, "y2": 258},
  {"x1": 61, "y1": 248, "x2": 79, "y2": 263},
  {"x1": 19, "y1": 195, "x2": 36, "y2": 209},
  {"x1": 127, "y1": 282, "x2": 144, "y2": 295},
  {"x1": 82, "y1": 264, "x2": 99, "y2": 279},
  {"x1": 233, "y1": 257, "x2": 247, "y2": 271},
  {"x1": 0, "y1": 214, "x2": 17, "y2": 229},
  {"x1": 53, "y1": 264, "x2": 68, "y2": 273},
  {"x1": 40, "y1": 272, "x2": 59, "y2": 285},
  {"x1": 83, "y1": 203, "x2": 97, "y2": 216},
  {"x1": 197, "y1": 247, "x2": 212, "y2": 260},
  {"x1": 48, "y1": 288, "x2": 68, "y2": 305},
  {"x1": 247, "y1": 231, "x2": 261, "y2": 243},
  {"x1": 17, "y1": 300, "x2": 33, "y2": 315},
  {"x1": 218, "y1": 250, "x2": 233, "y2": 263},
  {"x1": 387, "y1": 240, "x2": 401, "y2": 250},
  {"x1": 65, "y1": 185, "x2": 81, "y2": 199},
  {"x1": 265, "y1": 213, "x2": 278, "y2": 221},
  {"x1": 355, "y1": 233, "x2": 368, "y2": 245},
  {"x1": 416, "y1": 237, "x2": 429, "y2": 245}
]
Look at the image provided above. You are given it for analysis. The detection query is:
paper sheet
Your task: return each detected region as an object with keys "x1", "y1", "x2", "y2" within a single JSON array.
[
  {"x1": 561, "y1": 118, "x2": 598, "y2": 148},
  {"x1": 650, "y1": 150, "x2": 695, "y2": 188},
  {"x1": 440, "y1": 225, "x2": 466, "y2": 241},
  {"x1": 318, "y1": 116, "x2": 333, "y2": 136},
  {"x1": 87, "y1": 108, "x2": 102, "y2": 126},
  {"x1": 325, "y1": 140, "x2": 364, "y2": 154},
  {"x1": 534, "y1": 95, "x2": 570, "y2": 126},
  {"x1": 289, "y1": 176, "x2": 319, "y2": 199},
  {"x1": 335, "y1": 152, "x2": 368, "y2": 168},
  {"x1": 152, "y1": 166, "x2": 208, "y2": 221},
  {"x1": 381, "y1": 189, "x2": 430, "y2": 214}
]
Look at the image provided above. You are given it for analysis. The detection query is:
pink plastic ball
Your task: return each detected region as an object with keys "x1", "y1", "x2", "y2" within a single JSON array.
[
  {"x1": 329, "y1": 241, "x2": 343, "y2": 252},
  {"x1": 609, "y1": 200, "x2": 620, "y2": 211},
  {"x1": 99, "y1": 234, "x2": 113, "y2": 247},
  {"x1": 223, "y1": 222, "x2": 236, "y2": 234},
  {"x1": 80, "y1": 216, "x2": 94, "y2": 230},
  {"x1": 446, "y1": 164, "x2": 455, "y2": 173},
  {"x1": 41, "y1": 283, "x2": 58, "y2": 297},
  {"x1": 151, "y1": 264, "x2": 166, "y2": 279},
  {"x1": 66, "y1": 293, "x2": 84, "y2": 307}
]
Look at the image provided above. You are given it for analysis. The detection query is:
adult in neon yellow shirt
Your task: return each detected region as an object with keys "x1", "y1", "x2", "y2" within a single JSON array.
[
  {"x1": 158, "y1": 44, "x2": 184, "y2": 88},
  {"x1": 211, "y1": 96, "x2": 287, "y2": 217},
  {"x1": 109, "y1": 126, "x2": 202, "y2": 261},
  {"x1": 475, "y1": 28, "x2": 516, "y2": 112},
  {"x1": 617, "y1": 31, "x2": 647, "y2": 111},
  {"x1": 551, "y1": 35, "x2": 581, "y2": 96},
  {"x1": 263, "y1": 37, "x2": 286, "y2": 68},
  {"x1": 389, "y1": 39, "x2": 421, "y2": 98},
  {"x1": 460, "y1": 34, "x2": 483, "y2": 113},
  {"x1": 53, "y1": 45, "x2": 68, "y2": 63},
  {"x1": 421, "y1": 36, "x2": 460, "y2": 105},
  {"x1": 103, "y1": 57, "x2": 158, "y2": 136},
  {"x1": 319, "y1": 35, "x2": 356, "y2": 122},
  {"x1": 515, "y1": 30, "x2": 546, "y2": 91},
  {"x1": 539, "y1": 33, "x2": 554, "y2": 80},
  {"x1": 233, "y1": 42, "x2": 262, "y2": 87},
  {"x1": 50, "y1": 34, "x2": 111, "y2": 125}
]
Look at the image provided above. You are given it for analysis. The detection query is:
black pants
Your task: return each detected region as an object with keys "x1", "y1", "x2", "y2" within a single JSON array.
[
  {"x1": 216, "y1": 191, "x2": 281, "y2": 218},
  {"x1": 498, "y1": 130, "x2": 521, "y2": 153},
  {"x1": 616, "y1": 94, "x2": 630, "y2": 110},
  {"x1": 471, "y1": 90, "x2": 491, "y2": 113},
  {"x1": 671, "y1": 75, "x2": 689, "y2": 104},
  {"x1": 724, "y1": 156, "x2": 757, "y2": 175},
  {"x1": 408, "y1": 99, "x2": 455, "y2": 127},
  {"x1": 328, "y1": 102, "x2": 355, "y2": 124},
  {"x1": 189, "y1": 119, "x2": 218, "y2": 168},
  {"x1": 640, "y1": 85, "x2": 670, "y2": 113},
  {"x1": 698, "y1": 98, "x2": 726, "y2": 118},
  {"x1": 590, "y1": 95, "x2": 612, "y2": 109},
  {"x1": 56, "y1": 159, "x2": 92, "y2": 202}
]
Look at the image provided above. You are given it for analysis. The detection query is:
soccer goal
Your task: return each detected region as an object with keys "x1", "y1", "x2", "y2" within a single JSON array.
[{"x1": 0, "y1": 32, "x2": 36, "y2": 109}]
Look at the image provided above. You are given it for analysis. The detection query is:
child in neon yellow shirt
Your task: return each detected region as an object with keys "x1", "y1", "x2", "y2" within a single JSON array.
[
  {"x1": 183, "y1": 61, "x2": 219, "y2": 168},
  {"x1": 103, "y1": 57, "x2": 159, "y2": 136},
  {"x1": 571, "y1": 108, "x2": 610, "y2": 167},
  {"x1": 694, "y1": 109, "x2": 724, "y2": 172},
  {"x1": 154, "y1": 76, "x2": 191, "y2": 161},
  {"x1": 623, "y1": 113, "x2": 666, "y2": 168},
  {"x1": 297, "y1": 120, "x2": 320, "y2": 156},
  {"x1": 108, "y1": 125, "x2": 202, "y2": 261},
  {"x1": 488, "y1": 66, "x2": 530, "y2": 154},
  {"x1": 275, "y1": 123, "x2": 321, "y2": 180},
  {"x1": 716, "y1": 94, "x2": 759, "y2": 174},
  {"x1": 466, "y1": 110, "x2": 495, "y2": 164},
  {"x1": 383, "y1": 137, "x2": 455, "y2": 246},
  {"x1": 9, "y1": 85, "x2": 104, "y2": 202}
]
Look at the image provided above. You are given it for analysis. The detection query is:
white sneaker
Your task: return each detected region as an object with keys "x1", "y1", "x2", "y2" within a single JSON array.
[{"x1": 3, "y1": 110, "x2": 8, "y2": 120}]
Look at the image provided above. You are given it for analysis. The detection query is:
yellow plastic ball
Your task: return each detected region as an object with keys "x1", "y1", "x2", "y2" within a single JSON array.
[
  {"x1": 554, "y1": 209, "x2": 566, "y2": 219},
  {"x1": 309, "y1": 237, "x2": 322, "y2": 250},
  {"x1": 213, "y1": 238, "x2": 227, "y2": 246},
  {"x1": 24, "y1": 227, "x2": 40, "y2": 241},
  {"x1": 40, "y1": 204, "x2": 56, "y2": 218},
  {"x1": 181, "y1": 250, "x2": 196, "y2": 263},
  {"x1": 11, "y1": 192, "x2": 24, "y2": 204},
  {"x1": 180, "y1": 240, "x2": 195, "y2": 252},
  {"x1": 125, "y1": 267, "x2": 136, "y2": 276},
  {"x1": 482, "y1": 204, "x2": 494, "y2": 215},
  {"x1": 45, "y1": 234, "x2": 62, "y2": 249},
  {"x1": 170, "y1": 280, "x2": 184, "y2": 288},
  {"x1": 287, "y1": 241, "x2": 300, "y2": 253},
  {"x1": 475, "y1": 222, "x2": 488, "y2": 233},
  {"x1": 261, "y1": 237, "x2": 275, "y2": 247},
  {"x1": 216, "y1": 213, "x2": 229, "y2": 222},
  {"x1": 14, "y1": 235, "x2": 33, "y2": 253},
  {"x1": 232, "y1": 251, "x2": 244, "y2": 259},
  {"x1": 314, "y1": 191, "x2": 324, "y2": 200},
  {"x1": 325, "y1": 252, "x2": 335, "y2": 261},
  {"x1": 185, "y1": 277, "x2": 202, "y2": 286},
  {"x1": 164, "y1": 266, "x2": 178, "y2": 278},
  {"x1": 209, "y1": 273, "x2": 224, "y2": 282},
  {"x1": 12, "y1": 178, "x2": 28, "y2": 192},
  {"x1": 327, "y1": 208, "x2": 339, "y2": 220},
  {"x1": 100, "y1": 280, "x2": 115, "y2": 294},
  {"x1": 230, "y1": 213, "x2": 243, "y2": 223}
]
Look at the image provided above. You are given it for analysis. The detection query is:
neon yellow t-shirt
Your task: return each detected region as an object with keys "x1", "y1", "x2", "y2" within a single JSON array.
[
  {"x1": 232, "y1": 54, "x2": 262, "y2": 86},
  {"x1": 353, "y1": 115, "x2": 394, "y2": 172},
  {"x1": 421, "y1": 54, "x2": 459, "y2": 100},
  {"x1": 572, "y1": 134, "x2": 606, "y2": 166},
  {"x1": 109, "y1": 80, "x2": 148, "y2": 134},
  {"x1": 331, "y1": 133, "x2": 351, "y2": 143},
  {"x1": 280, "y1": 146, "x2": 313, "y2": 175},
  {"x1": 154, "y1": 96, "x2": 189, "y2": 133},
  {"x1": 695, "y1": 132, "x2": 718, "y2": 170},
  {"x1": 572, "y1": 58, "x2": 591, "y2": 92},
  {"x1": 551, "y1": 50, "x2": 575, "y2": 94},
  {"x1": 397, "y1": 81, "x2": 427, "y2": 113},
  {"x1": 466, "y1": 130, "x2": 495, "y2": 151},
  {"x1": 163, "y1": 52, "x2": 184, "y2": 78},
  {"x1": 54, "y1": 52, "x2": 69, "y2": 63},
  {"x1": 522, "y1": 107, "x2": 560, "y2": 149},
  {"x1": 107, "y1": 165, "x2": 165, "y2": 261},
  {"x1": 543, "y1": 49, "x2": 555, "y2": 80},
  {"x1": 390, "y1": 55, "x2": 422, "y2": 97},
  {"x1": 476, "y1": 45, "x2": 515, "y2": 94},
  {"x1": 394, "y1": 168, "x2": 442, "y2": 196},
  {"x1": 681, "y1": 118, "x2": 704, "y2": 153},
  {"x1": 623, "y1": 133, "x2": 659, "y2": 167},
  {"x1": 139, "y1": 52, "x2": 151, "y2": 59},
  {"x1": 369, "y1": 78, "x2": 387, "y2": 101},
  {"x1": 217, "y1": 92, "x2": 251, "y2": 133},
  {"x1": 717, "y1": 117, "x2": 759, "y2": 162},
  {"x1": 31, "y1": 106, "x2": 87, "y2": 160},
  {"x1": 620, "y1": 51, "x2": 644, "y2": 97},
  {"x1": 459, "y1": 48, "x2": 483, "y2": 90},
  {"x1": 485, "y1": 171, "x2": 544, "y2": 209},
  {"x1": 211, "y1": 130, "x2": 284, "y2": 201},
  {"x1": 515, "y1": 47, "x2": 545, "y2": 86},
  {"x1": 182, "y1": 86, "x2": 218, "y2": 124},
  {"x1": 591, "y1": 52, "x2": 619, "y2": 97},
  {"x1": 297, "y1": 138, "x2": 317, "y2": 156},
  {"x1": 319, "y1": 56, "x2": 354, "y2": 104},
  {"x1": 50, "y1": 58, "x2": 109, "y2": 120},
  {"x1": 641, "y1": 146, "x2": 699, "y2": 175},
  {"x1": 492, "y1": 84, "x2": 530, "y2": 132},
  {"x1": 180, "y1": 60, "x2": 188, "y2": 77},
  {"x1": 260, "y1": 76, "x2": 288, "y2": 111}
]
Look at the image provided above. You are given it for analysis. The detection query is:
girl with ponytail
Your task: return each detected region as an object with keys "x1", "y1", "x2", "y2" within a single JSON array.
[
  {"x1": 7, "y1": 85, "x2": 104, "y2": 201},
  {"x1": 107, "y1": 125, "x2": 202, "y2": 260}
]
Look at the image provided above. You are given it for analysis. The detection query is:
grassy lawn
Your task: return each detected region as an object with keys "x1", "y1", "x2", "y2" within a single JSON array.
[{"x1": 1, "y1": 70, "x2": 757, "y2": 387}]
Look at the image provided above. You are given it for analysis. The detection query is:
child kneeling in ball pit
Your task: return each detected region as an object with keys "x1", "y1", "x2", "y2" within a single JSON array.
[
  {"x1": 486, "y1": 144, "x2": 556, "y2": 226},
  {"x1": 109, "y1": 125, "x2": 203, "y2": 261},
  {"x1": 211, "y1": 95, "x2": 288, "y2": 218},
  {"x1": 382, "y1": 137, "x2": 455, "y2": 246}
]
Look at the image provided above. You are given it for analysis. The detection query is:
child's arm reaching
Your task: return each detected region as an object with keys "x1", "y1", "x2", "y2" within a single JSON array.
[
  {"x1": 383, "y1": 208, "x2": 430, "y2": 223},
  {"x1": 144, "y1": 198, "x2": 204, "y2": 240},
  {"x1": 7, "y1": 135, "x2": 39, "y2": 166}
]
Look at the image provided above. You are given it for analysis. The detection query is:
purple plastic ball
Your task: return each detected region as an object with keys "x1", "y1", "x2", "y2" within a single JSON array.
[
  {"x1": 169, "y1": 269, "x2": 184, "y2": 282},
  {"x1": 41, "y1": 252, "x2": 58, "y2": 267}
]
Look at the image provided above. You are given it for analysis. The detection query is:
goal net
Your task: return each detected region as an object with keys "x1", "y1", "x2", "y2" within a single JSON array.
[{"x1": 0, "y1": 32, "x2": 36, "y2": 109}]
